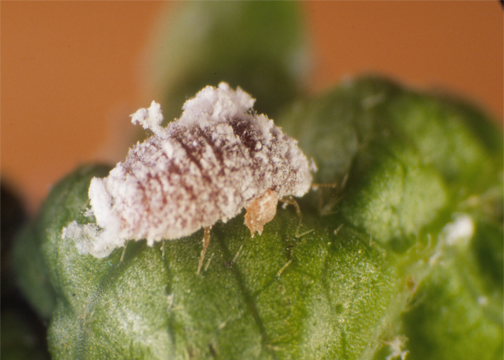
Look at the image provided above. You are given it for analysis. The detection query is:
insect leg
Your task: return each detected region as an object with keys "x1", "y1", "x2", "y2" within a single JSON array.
[
  {"x1": 197, "y1": 226, "x2": 212, "y2": 275},
  {"x1": 280, "y1": 196, "x2": 302, "y2": 218},
  {"x1": 280, "y1": 196, "x2": 308, "y2": 238},
  {"x1": 311, "y1": 173, "x2": 348, "y2": 216},
  {"x1": 120, "y1": 242, "x2": 128, "y2": 262}
]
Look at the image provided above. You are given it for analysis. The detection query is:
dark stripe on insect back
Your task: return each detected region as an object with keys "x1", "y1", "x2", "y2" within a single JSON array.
[
  {"x1": 144, "y1": 132, "x2": 217, "y2": 210},
  {"x1": 199, "y1": 128, "x2": 225, "y2": 166},
  {"x1": 173, "y1": 132, "x2": 224, "y2": 211},
  {"x1": 228, "y1": 116, "x2": 259, "y2": 154},
  {"x1": 122, "y1": 138, "x2": 164, "y2": 175},
  {"x1": 139, "y1": 139, "x2": 199, "y2": 206},
  {"x1": 178, "y1": 126, "x2": 229, "y2": 183},
  {"x1": 146, "y1": 173, "x2": 168, "y2": 206},
  {"x1": 187, "y1": 126, "x2": 248, "y2": 214},
  {"x1": 140, "y1": 142, "x2": 199, "y2": 229},
  {"x1": 174, "y1": 136, "x2": 212, "y2": 183}
]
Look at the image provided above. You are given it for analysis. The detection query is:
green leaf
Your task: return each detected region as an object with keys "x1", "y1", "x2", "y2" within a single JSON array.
[
  {"x1": 148, "y1": 2, "x2": 310, "y2": 122},
  {"x1": 402, "y1": 217, "x2": 503, "y2": 360},
  {"x1": 35, "y1": 166, "x2": 405, "y2": 359},
  {"x1": 12, "y1": 222, "x2": 57, "y2": 320},
  {"x1": 14, "y1": 77, "x2": 503, "y2": 359}
]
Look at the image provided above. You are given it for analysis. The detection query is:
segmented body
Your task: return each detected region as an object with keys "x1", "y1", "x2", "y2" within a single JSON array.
[{"x1": 64, "y1": 83, "x2": 313, "y2": 259}]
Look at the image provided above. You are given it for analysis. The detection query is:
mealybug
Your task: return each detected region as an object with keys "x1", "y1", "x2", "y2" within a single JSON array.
[{"x1": 63, "y1": 83, "x2": 314, "y2": 273}]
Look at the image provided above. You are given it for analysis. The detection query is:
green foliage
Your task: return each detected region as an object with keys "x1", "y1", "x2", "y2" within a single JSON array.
[
  {"x1": 402, "y1": 218, "x2": 503, "y2": 360},
  {"x1": 13, "y1": 76, "x2": 503, "y2": 359},
  {"x1": 19, "y1": 164, "x2": 404, "y2": 359},
  {"x1": 278, "y1": 77, "x2": 503, "y2": 359},
  {"x1": 148, "y1": 2, "x2": 309, "y2": 122},
  {"x1": 11, "y1": 2, "x2": 503, "y2": 359}
]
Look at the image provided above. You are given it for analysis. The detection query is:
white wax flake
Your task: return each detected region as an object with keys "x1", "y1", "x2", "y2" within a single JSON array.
[
  {"x1": 442, "y1": 214, "x2": 474, "y2": 247},
  {"x1": 130, "y1": 101, "x2": 164, "y2": 137},
  {"x1": 62, "y1": 221, "x2": 126, "y2": 257},
  {"x1": 309, "y1": 158, "x2": 318, "y2": 173},
  {"x1": 477, "y1": 296, "x2": 489, "y2": 306},
  {"x1": 63, "y1": 83, "x2": 314, "y2": 258},
  {"x1": 385, "y1": 336, "x2": 409, "y2": 360}
]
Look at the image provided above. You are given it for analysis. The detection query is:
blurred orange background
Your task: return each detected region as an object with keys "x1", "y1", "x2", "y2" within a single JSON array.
[{"x1": 3, "y1": 2, "x2": 503, "y2": 214}]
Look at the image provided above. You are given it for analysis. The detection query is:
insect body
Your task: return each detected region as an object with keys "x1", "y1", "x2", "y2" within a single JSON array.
[{"x1": 63, "y1": 83, "x2": 313, "y2": 272}]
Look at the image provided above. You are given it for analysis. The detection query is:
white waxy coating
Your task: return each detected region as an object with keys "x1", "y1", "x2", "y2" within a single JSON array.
[{"x1": 63, "y1": 83, "x2": 313, "y2": 258}]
